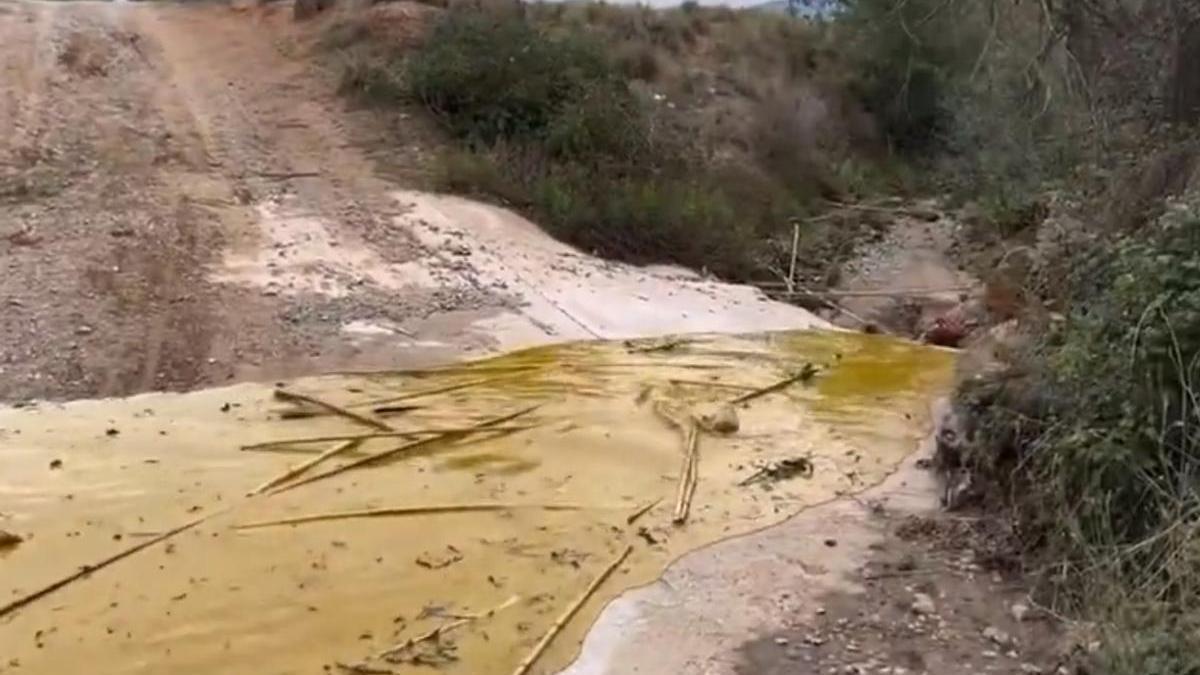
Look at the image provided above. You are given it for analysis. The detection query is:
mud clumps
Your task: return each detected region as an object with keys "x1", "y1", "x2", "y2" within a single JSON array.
[
  {"x1": 699, "y1": 404, "x2": 739, "y2": 434},
  {"x1": 0, "y1": 530, "x2": 23, "y2": 550}
]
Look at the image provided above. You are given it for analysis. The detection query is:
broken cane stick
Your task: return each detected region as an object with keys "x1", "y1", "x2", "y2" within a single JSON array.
[
  {"x1": 510, "y1": 545, "x2": 633, "y2": 675},
  {"x1": 268, "y1": 405, "x2": 541, "y2": 494},
  {"x1": 729, "y1": 363, "x2": 819, "y2": 406},
  {"x1": 356, "y1": 375, "x2": 520, "y2": 408},
  {"x1": 274, "y1": 389, "x2": 391, "y2": 431},
  {"x1": 625, "y1": 497, "x2": 662, "y2": 525},
  {"x1": 672, "y1": 421, "x2": 700, "y2": 524},
  {"x1": 240, "y1": 426, "x2": 533, "y2": 451},
  {"x1": 235, "y1": 503, "x2": 597, "y2": 530},
  {"x1": 651, "y1": 403, "x2": 701, "y2": 525},
  {"x1": 246, "y1": 439, "x2": 363, "y2": 496},
  {"x1": 376, "y1": 595, "x2": 520, "y2": 661},
  {"x1": 0, "y1": 508, "x2": 226, "y2": 620},
  {"x1": 255, "y1": 388, "x2": 399, "y2": 495}
]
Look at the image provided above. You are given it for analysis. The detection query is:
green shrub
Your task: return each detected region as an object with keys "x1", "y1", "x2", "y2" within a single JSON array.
[
  {"x1": 543, "y1": 88, "x2": 649, "y2": 164},
  {"x1": 530, "y1": 168, "x2": 761, "y2": 277},
  {"x1": 398, "y1": 7, "x2": 809, "y2": 277},
  {"x1": 837, "y1": 0, "x2": 974, "y2": 152},
  {"x1": 969, "y1": 213, "x2": 1200, "y2": 553},
  {"x1": 1096, "y1": 612, "x2": 1200, "y2": 675},
  {"x1": 319, "y1": 19, "x2": 371, "y2": 51},
  {"x1": 958, "y1": 210, "x2": 1200, "y2": 668},
  {"x1": 334, "y1": 3, "x2": 932, "y2": 280},
  {"x1": 335, "y1": 47, "x2": 405, "y2": 104},
  {"x1": 646, "y1": 11, "x2": 697, "y2": 52},
  {"x1": 436, "y1": 149, "x2": 526, "y2": 204},
  {"x1": 406, "y1": 10, "x2": 633, "y2": 147},
  {"x1": 616, "y1": 42, "x2": 661, "y2": 81},
  {"x1": 834, "y1": 0, "x2": 1088, "y2": 251},
  {"x1": 838, "y1": 0, "x2": 1070, "y2": 168}
]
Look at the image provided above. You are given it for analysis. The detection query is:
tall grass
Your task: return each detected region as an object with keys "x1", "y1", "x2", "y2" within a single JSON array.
[{"x1": 958, "y1": 210, "x2": 1200, "y2": 672}]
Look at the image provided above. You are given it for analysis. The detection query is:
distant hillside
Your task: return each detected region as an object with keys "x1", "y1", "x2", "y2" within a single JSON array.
[{"x1": 745, "y1": 0, "x2": 836, "y2": 16}]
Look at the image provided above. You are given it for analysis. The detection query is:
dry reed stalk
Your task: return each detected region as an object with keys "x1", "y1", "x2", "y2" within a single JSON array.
[
  {"x1": 672, "y1": 422, "x2": 700, "y2": 524},
  {"x1": 268, "y1": 406, "x2": 540, "y2": 494},
  {"x1": 729, "y1": 364, "x2": 818, "y2": 406},
  {"x1": 236, "y1": 503, "x2": 596, "y2": 530},
  {"x1": 625, "y1": 498, "x2": 662, "y2": 525},
  {"x1": 240, "y1": 426, "x2": 532, "y2": 451},
  {"x1": 0, "y1": 509, "x2": 226, "y2": 620},
  {"x1": 274, "y1": 389, "x2": 391, "y2": 431},
  {"x1": 376, "y1": 595, "x2": 521, "y2": 661},
  {"x1": 246, "y1": 439, "x2": 363, "y2": 496},
  {"x1": 510, "y1": 545, "x2": 633, "y2": 675}
]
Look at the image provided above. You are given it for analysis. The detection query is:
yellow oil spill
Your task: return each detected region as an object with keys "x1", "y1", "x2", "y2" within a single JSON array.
[
  {"x1": 437, "y1": 452, "x2": 542, "y2": 475},
  {"x1": 0, "y1": 330, "x2": 955, "y2": 675}
]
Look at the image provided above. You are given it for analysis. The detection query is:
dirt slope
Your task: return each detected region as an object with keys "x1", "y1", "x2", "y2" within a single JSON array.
[{"x1": 0, "y1": 0, "x2": 822, "y2": 404}]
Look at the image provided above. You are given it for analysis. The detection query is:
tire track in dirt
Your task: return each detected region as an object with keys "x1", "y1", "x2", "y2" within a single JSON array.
[
  {"x1": 84, "y1": 7, "x2": 219, "y2": 396},
  {"x1": 0, "y1": 0, "x2": 51, "y2": 147},
  {"x1": 0, "y1": 2, "x2": 223, "y2": 400},
  {"x1": 125, "y1": 3, "x2": 485, "y2": 381}
]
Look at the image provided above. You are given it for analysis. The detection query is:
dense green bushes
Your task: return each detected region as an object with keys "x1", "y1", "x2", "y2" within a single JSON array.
[
  {"x1": 328, "y1": 0, "x2": 1116, "y2": 283},
  {"x1": 406, "y1": 12, "x2": 636, "y2": 150},
  {"x1": 837, "y1": 0, "x2": 981, "y2": 154},
  {"x1": 981, "y1": 217, "x2": 1200, "y2": 554},
  {"x1": 839, "y1": 4, "x2": 943, "y2": 153},
  {"x1": 837, "y1": 0, "x2": 1085, "y2": 231},
  {"x1": 959, "y1": 211, "x2": 1200, "y2": 672},
  {"x1": 395, "y1": 7, "x2": 824, "y2": 278},
  {"x1": 327, "y1": 2, "x2": 948, "y2": 279}
]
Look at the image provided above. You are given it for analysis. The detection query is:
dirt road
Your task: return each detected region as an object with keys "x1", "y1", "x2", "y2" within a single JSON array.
[{"x1": 0, "y1": 0, "x2": 820, "y2": 404}]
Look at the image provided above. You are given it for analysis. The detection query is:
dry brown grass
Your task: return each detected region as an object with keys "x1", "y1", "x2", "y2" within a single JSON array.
[
  {"x1": 318, "y1": 0, "x2": 901, "y2": 280},
  {"x1": 523, "y1": 2, "x2": 881, "y2": 204},
  {"x1": 615, "y1": 42, "x2": 661, "y2": 81},
  {"x1": 529, "y1": 3, "x2": 821, "y2": 94}
]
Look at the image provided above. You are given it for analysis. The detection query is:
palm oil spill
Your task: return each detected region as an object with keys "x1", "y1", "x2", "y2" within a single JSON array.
[{"x1": 0, "y1": 329, "x2": 954, "y2": 675}]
